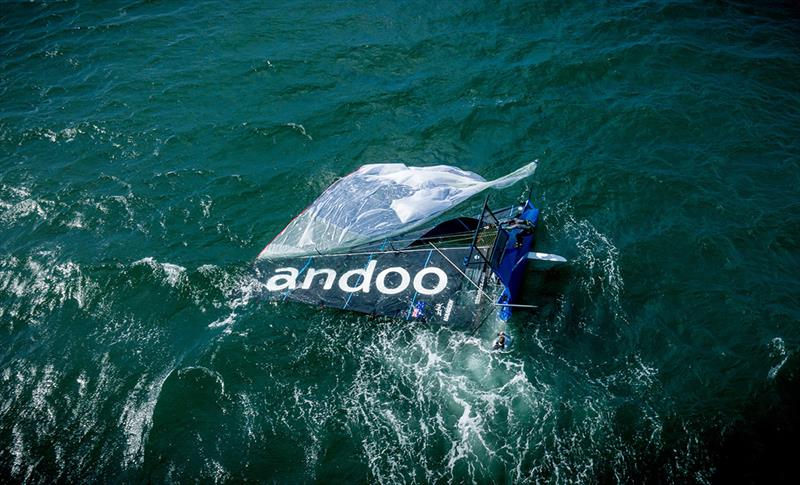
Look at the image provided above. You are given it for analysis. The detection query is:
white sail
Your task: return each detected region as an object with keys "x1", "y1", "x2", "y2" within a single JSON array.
[{"x1": 258, "y1": 161, "x2": 537, "y2": 259}]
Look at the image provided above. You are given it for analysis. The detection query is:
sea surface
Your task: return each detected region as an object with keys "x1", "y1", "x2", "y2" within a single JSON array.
[{"x1": 1, "y1": 1, "x2": 799, "y2": 482}]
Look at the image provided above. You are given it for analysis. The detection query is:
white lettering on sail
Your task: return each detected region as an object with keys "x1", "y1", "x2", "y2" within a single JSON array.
[
  {"x1": 301, "y1": 268, "x2": 336, "y2": 290},
  {"x1": 413, "y1": 267, "x2": 448, "y2": 295},
  {"x1": 375, "y1": 267, "x2": 411, "y2": 295},
  {"x1": 338, "y1": 260, "x2": 377, "y2": 293},
  {"x1": 266, "y1": 267, "x2": 299, "y2": 291},
  {"x1": 265, "y1": 264, "x2": 449, "y2": 296},
  {"x1": 474, "y1": 271, "x2": 486, "y2": 304},
  {"x1": 443, "y1": 299, "x2": 454, "y2": 322}
]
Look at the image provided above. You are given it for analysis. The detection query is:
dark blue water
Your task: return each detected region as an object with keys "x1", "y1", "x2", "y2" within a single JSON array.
[{"x1": 2, "y1": 1, "x2": 799, "y2": 482}]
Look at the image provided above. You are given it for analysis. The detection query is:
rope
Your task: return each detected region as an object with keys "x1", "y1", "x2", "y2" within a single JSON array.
[
  {"x1": 428, "y1": 242, "x2": 495, "y2": 302},
  {"x1": 429, "y1": 242, "x2": 538, "y2": 310}
]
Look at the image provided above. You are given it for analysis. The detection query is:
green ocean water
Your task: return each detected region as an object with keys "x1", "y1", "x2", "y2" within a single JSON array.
[{"x1": 1, "y1": 0, "x2": 799, "y2": 482}]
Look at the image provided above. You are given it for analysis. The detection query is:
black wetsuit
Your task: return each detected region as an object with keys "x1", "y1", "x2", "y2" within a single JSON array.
[{"x1": 493, "y1": 335, "x2": 506, "y2": 350}]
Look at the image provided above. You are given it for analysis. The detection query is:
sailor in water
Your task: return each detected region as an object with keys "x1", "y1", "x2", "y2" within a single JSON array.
[{"x1": 493, "y1": 331, "x2": 508, "y2": 350}]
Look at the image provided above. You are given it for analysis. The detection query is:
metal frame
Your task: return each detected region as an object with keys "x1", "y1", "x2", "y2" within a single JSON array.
[
  {"x1": 464, "y1": 196, "x2": 494, "y2": 268},
  {"x1": 464, "y1": 195, "x2": 508, "y2": 271}
]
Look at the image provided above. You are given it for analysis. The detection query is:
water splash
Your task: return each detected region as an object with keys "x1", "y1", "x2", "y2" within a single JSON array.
[
  {"x1": 0, "y1": 251, "x2": 97, "y2": 326},
  {"x1": 767, "y1": 337, "x2": 788, "y2": 380},
  {"x1": 120, "y1": 368, "x2": 174, "y2": 469},
  {"x1": 132, "y1": 257, "x2": 187, "y2": 287}
]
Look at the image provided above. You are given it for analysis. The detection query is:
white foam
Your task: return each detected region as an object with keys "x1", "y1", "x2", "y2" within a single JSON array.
[
  {"x1": 768, "y1": 337, "x2": 788, "y2": 380},
  {"x1": 286, "y1": 122, "x2": 313, "y2": 140},
  {"x1": 0, "y1": 198, "x2": 48, "y2": 224},
  {"x1": 333, "y1": 323, "x2": 553, "y2": 482},
  {"x1": 76, "y1": 372, "x2": 88, "y2": 398},
  {"x1": 547, "y1": 203, "x2": 628, "y2": 326},
  {"x1": 200, "y1": 197, "x2": 212, "y2": 218},
  {"x1": 11, "y1": 424, "x2": 25, "y2": 478},
  {"x1": 133, "y1": 257, "x2": 187, "y2": 287},
  {"x1": 119, "y1": 369, "x2": 173, "y2": 469},
  {"x1": 0, "y1": 252, "x2": 96, "y2": 324},
  {"x1": 66, "y1": 212, "x2": 85, "y2": 229},
  {"x1": 208, "y1": 313, "x2": 236, "y2": 328},
  {"x1": 206, "y1": 273, "x2": 265, "y2": 329},
  {"x1": 197, "y1": 264, "x2": 218, "y2": 273},
  {"x1": 238, "y1": 392, "x2": 258, "y2": 442}
]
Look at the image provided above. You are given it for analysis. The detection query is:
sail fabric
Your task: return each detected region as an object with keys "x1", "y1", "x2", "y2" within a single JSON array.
[{"x1": 258, "y1": 161, "x2": 537, "y2": 259}]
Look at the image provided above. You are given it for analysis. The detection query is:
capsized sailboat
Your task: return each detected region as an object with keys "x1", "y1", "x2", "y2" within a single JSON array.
[{"x1": 255, "y1": 162, "x2": 563, "y2": 330}]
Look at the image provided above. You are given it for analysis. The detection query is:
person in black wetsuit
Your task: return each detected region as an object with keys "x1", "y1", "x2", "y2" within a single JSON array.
[
  {"x1": 493, "y1": 331, "x2": 507, "y2": 350},
  {"x1": 502, "y1": 218, "x2": 534, "y2": 248}
]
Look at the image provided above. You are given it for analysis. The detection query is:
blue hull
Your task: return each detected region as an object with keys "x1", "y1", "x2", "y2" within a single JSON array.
[{"x1": 494, "y1": 200, "x2": 539, "y2": 321}]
